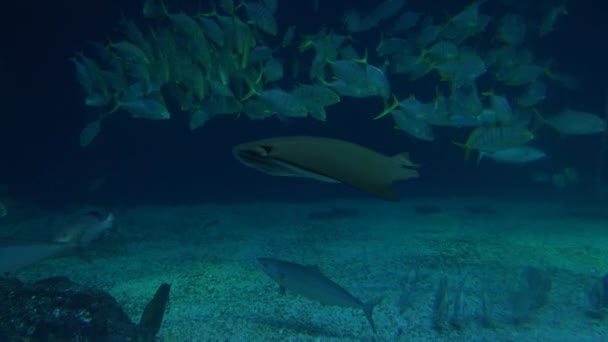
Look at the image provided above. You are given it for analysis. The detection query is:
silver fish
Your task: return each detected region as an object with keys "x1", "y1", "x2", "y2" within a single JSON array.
[
  {"x1": 258, "y1": 257, "x2": 381, "y2": 333},
  {"x1": 545, "y1": 110, "x2": 606, "y2": 135},
  {"x1": 0, "y1": 243, "x2": 68, "y2": 274},
  {"x1": 0, "y1": 210, "x2": 115, "y2": 274},
  {"x1": 53, "y1": 210, "x2": 115, "y2": 247},
  {"x1": 480, "y1": 146, "x2": 546, "y2": 163}
]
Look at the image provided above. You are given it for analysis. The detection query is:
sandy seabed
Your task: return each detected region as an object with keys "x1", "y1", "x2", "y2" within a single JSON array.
[{"x1": 7, "y1": 196, "x2": 608, "y2": 341}]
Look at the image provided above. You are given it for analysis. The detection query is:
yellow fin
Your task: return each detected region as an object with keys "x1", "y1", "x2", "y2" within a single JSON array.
[
  {"x1": 452, "y1": 141, "x2": 472, "y2": 161},
  {"x1": 373, "y1": 94, "x2": 400, "y2": 120},
  {"x1": 239, "y1": 68, "x2": 264, "y2": 101},
  {"x1": 530, "y1": 108, "x2": 545, "y2": 132},
  {"x1": 352, "y1": 48, "x2": 368, "y2": 64}
]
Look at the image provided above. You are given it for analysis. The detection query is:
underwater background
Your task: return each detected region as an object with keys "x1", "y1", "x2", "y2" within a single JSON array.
[
  {"x1": 1, "y1": 0, "x2": 607, "y2": 204},
  {"x1": 1, "y1": 0, "x2": 608, "y2": 341}
]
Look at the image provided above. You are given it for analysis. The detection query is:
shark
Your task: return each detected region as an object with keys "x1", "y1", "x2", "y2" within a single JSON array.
[{"x1": 233, "y1": 136, "x2": 419, "y2": 201}]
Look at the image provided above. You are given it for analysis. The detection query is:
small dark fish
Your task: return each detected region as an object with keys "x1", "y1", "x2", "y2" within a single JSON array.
[
  {"x1": 139, "y1": 283, "x2": 171, "y2": 341},
  {"x1": 413, "y1": 204, "x2": 442, "y2": 215},
  {"x1": 464, "y1": 205, "x2": 497, "y2": 215},
  {"x1": 258, "y1": 257, "x2": 380, "y2": 333},
  {"x1": 233, "y1": 136, "x2": 419, "y2": 201},
  {"x1": 307, "y1": 207, "x2": 359, "y2": 221}
]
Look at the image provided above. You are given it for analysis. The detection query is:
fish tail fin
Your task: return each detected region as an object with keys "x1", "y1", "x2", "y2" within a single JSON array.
[
  {"x1": 159, "y1": 0, "x2": 169, "y2": 17},
  {"x1": 373, "y1": 94, "x2": 399, "y2": 120},
  {"x1": 298, "y1": 36, "x2": 314, "y2": 52},
  {"x1": 352, "y1": 48, "x2": 368, "y2": 64},
  {"x1": 234, "y1": 0, "x2": 246, "y2": 11},
  {"x1": 530, "y1": 108, "x2": 545, "y2": 132},
  {"x1": 363, "y1": 297, "x2": 382, "y2": 334},
  {"x1": 240, "y1": 70, "x2": 262, "y2": 101},
  {"x1": 392, "y1": 152, "x2": 420, "y2": 180}
]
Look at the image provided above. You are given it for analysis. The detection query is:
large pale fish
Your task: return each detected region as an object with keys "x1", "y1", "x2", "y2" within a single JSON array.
[
  {"x1": 258, "y1": 257, "x2": 381, "y2": 333},
  {"x1": 545, "y1": 110, "x2": 606, "y2": 135},
  {"x1": 0, "y1": 243, "x2": 69, "y2": 274},
  {"x1": 52, "y1": 209, "x2": 115, "y2": 247},
  {"x1": 233, "y1": 136, "x2": 419, "y2": 201},
  {"x1": 0, "y1": 210, "x2": 115, "y2": 274}
]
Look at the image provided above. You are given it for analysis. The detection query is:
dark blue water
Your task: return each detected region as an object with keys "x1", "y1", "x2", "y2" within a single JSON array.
[{"x1": 1, "y1": 0, "x2": 607, "y2": 206}]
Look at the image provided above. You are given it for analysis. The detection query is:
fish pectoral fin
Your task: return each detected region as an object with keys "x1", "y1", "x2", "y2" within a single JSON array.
[
  {"x1": 279, "y1": 286, "x2": 286, "y2": 295},
  {"x1": 391, "y1": 152, "x2": 420, "y2": 182},
  {"x1": 392, "y1": 152, "x2": 419, "y2": 169}
]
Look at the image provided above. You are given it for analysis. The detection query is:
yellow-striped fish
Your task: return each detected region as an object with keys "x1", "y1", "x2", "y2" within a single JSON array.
[{"x1": 454, "y1": 126, "x2": 534, "y2": 161}]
